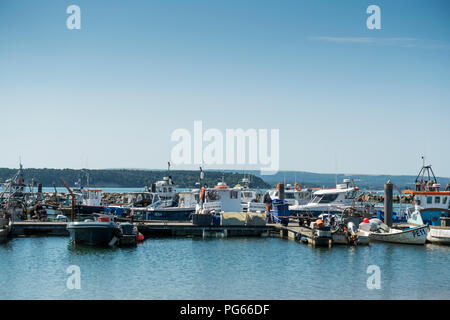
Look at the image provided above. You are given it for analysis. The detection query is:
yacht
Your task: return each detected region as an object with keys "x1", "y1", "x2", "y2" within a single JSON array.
[{"x1": 289, "y1": 179, "x2": 359, "y2": 217}]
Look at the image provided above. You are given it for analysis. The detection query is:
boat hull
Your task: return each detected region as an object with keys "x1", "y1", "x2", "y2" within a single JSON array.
[
  {"x1": 67, "y1": 222, "x2": 117, "y2": 245},
  {"x1": 369, "y1": 226, "x2": 428, "y2": 245},
  {"x1": 142, "y1": 208, "x2": 194, "y2": 221},
  {"x1": 427, "y1": 227, "x2": 450, "y2": 245},
  {"x1": 0, "y1": 228, "x2": 8, "y2": 244}
]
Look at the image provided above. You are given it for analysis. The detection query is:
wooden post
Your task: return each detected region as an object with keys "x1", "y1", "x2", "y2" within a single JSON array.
[
  {"x1": 61, "y1": 178, "x2": 76, "y2": 222},
  {"x1": 279, "y1": 183, "x2": 285, "y2": 200},
  {"x1": 384, "y1": 181, "x2": 393, "y2": 227}
]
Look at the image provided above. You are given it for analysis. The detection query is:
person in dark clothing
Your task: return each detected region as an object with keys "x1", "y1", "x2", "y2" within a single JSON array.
[
  {"x1": 263, "y1": 192, "x2": 273, "y2": 223},
  {"x1": 33, "y1": 202, "x2": 47, "y2": 221}
]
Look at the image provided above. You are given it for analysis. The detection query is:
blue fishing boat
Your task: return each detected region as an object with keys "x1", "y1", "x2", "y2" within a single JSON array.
[{"x1": 406, "y1": 159, "x2": 450, "y2": 244}]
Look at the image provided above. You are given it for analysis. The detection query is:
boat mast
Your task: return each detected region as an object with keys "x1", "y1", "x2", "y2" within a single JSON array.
[{"x1": 414, "y1": 156, "x2": 438, "y2": 191}]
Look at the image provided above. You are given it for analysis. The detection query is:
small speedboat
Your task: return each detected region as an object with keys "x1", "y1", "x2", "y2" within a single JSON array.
[
  {"x1": 360, "y1": 218, "x2": 427, "y2": 245},
  {"x1": 67, "y1": 215, "x2": 120, "y2": 246}
]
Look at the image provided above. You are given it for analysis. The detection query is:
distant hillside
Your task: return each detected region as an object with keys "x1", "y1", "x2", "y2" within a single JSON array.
[
  {"x1": 0, "y1": 168, "x2": 270, "y2": 189},
  {"x1": 2, "y1": 168, "x2": 449, "y2": 191},
  {"x1": 230, "y1": 170, "x2": 450, "y2": 190}
]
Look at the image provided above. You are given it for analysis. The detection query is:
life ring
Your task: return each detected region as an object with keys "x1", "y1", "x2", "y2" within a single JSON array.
[
  {"x1": 200, "y1": 187, "x2": 205, "y2": 200},
  {"x1": 276, "y1": 183, "x2": 282, "y2": 191},
  {"x1": 294, "y1": 183, "x2": 302, "y2": 191}
]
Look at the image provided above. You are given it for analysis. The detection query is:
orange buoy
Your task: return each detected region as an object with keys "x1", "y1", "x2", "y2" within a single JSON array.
[{"x1": 137, "y1": 232, "x2": 144, "y2": 242}]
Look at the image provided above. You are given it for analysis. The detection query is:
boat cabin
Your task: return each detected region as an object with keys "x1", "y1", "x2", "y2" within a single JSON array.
[
  {"x1": 197, "y1": 182, "x2": 243, "y2": 213},
  {"x1": 406, "y1": 162, "x2": 450, "y2": 226},
  {"x1": 81, "y1": 189, "x2": 102, "y2": 207},
  {"x1": 149, "y1": 177, "x2": 176, "y2": 201},
  {"x1": 308, "y1": 183, "x2": 357, "y2": 206},
  {"x1": 269, "y1": 185, "x2": 313, "y2": 206}
]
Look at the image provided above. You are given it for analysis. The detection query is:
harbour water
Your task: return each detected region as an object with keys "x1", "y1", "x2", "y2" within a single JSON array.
[{"x1": 1, "y1": 236, "x2": 449, "y2": 300}]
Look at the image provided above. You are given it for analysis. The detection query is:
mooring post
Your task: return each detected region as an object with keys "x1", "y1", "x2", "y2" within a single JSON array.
[
  {"x1": 384, "y1": 181, "x2": 393, "y2": 227},
  {"x1": 279, "y1": 183, "x2": 285, "y2": 200}
]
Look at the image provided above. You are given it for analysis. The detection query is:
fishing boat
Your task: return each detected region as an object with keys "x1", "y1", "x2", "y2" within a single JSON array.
[
  {"x1": 359, "y1": 218, "x2": 427, "y2": 245},
  {"x1": 235, "y1": 177, "x2": 267, "y2": 213},
  {"x1": 67, "y1": 215, "x2": 120, "y2": 246},
  {"x1": 406, "y1": 160, "x2": 450, "y2": 244},
  {"x1": 289, "y1": 179, "x2": 359, "y2": 217},
  {"x1": 194, "y1": 179, "x2": 266, "y2": 227},
  {"x1": 126, "y1": 191, "x2": 196, "y2": 221},
  {"x1": 121, "y1": 162, "x2": 194, "y2": 221},
  {"x1": 197, "y1": 181, "x2": 243, "y2": 214}
]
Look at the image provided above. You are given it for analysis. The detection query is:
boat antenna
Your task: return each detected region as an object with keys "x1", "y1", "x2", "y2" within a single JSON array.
[
  {"x1": 167, "y1": 161, "x2": 172, "y2": 185},
  {"x1": 199, "y1": 166, "x2": 204, "y2": 188}
]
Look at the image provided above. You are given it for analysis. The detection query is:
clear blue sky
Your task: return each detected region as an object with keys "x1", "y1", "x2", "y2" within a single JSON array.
[{"x1": 0, "y1": 0, "x2": 449, "y2": 176}]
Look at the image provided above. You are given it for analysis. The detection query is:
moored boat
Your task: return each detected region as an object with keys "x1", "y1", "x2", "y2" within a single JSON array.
[
  {"x1": 289, "y1": 179, "x2": 359, "y2": 217},
  {"x1": 360, "y1": 218, "x2": 427, "y2": 245},
  {"x1": 406, "y1": 160, "x2": 450, "y2": 245},
  {"x1": 67, "y1": 215, "x2": 120, "y2": 246}
]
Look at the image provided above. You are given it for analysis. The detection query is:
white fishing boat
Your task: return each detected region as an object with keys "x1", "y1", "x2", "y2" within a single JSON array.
[
  {"x1": 236, "y1": 178, "x2": 266, "y2": 212},
  {"x1": 406, "y1": 160, "x2": 450, "y2": 244},
  {"x1": 359, "y1": 218, "x2": 427, "y2": 245},
  {"x1": 198, "y1": 178, "x2": 266, "y2": 214},
  {"x1": 289, "y1": 180, "x2": 359, "y2": 217},
  {"x1": 196, "y1": 181, "x2": 243, "y2": 214}
]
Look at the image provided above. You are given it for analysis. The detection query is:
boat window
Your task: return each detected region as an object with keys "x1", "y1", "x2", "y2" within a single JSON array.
[
  {"x1": 311, "y1": 196, "x2": 322, "y2": 203},
  {"x1": 427, "y1": 197, "x2": 433, "y2": 204},
  {"x1": 230, "y1": 191, "x2": 238, "y2": 199},
  {"x1": 319, "y1": 193, "x2": 339, "y2": 203},
  {"x1": 443, "y1": 197, "x2": 448, "y2": 205},
  {"x1": 285, "y1": 193, "x2": 295, "y2": 199},
  {"x1": 435, "y1": 196, "x2": 440, "y2": 204},
  {"x1": 207, "y1": 191, "x2": 220, "y2": 201}
]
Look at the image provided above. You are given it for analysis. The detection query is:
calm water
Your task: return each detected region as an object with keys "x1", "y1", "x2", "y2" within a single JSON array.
[{"x1": 0, "y1": 236, "x2": 449, "y2": 300}]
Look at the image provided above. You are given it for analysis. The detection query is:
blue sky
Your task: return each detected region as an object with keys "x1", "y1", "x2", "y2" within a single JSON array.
[{"x1": 0, "y1": 0, "x2": 449, "y2": 176}]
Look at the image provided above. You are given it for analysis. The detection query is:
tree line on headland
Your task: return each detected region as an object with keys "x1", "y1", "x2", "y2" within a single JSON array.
[
  {"x1": 1, "y1": 168, "x2": 449, "y2": 190},
  {"x1": 0, "y1": 168, "x2": 271, "y2": 189}
]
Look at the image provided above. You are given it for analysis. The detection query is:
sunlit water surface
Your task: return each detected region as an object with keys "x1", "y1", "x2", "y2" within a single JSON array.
[{"x1": 0, "y1": 237, "x2": 449, "y2": 300}]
